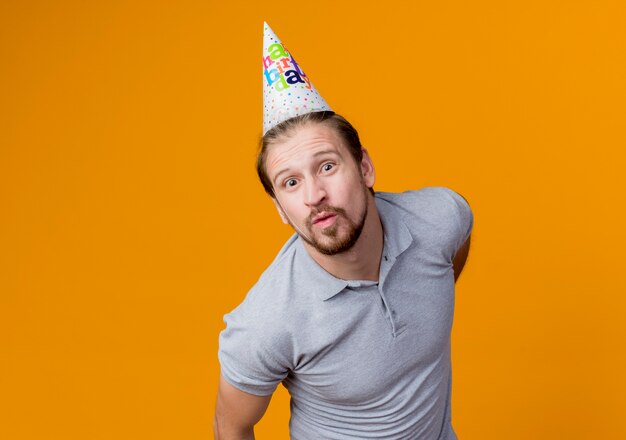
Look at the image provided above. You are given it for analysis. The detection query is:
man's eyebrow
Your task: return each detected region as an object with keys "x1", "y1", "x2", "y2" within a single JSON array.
[
  {"x1": 272, "y1": 150, "x2": 341, "y2": 185},
  {"x1": 312, "y1": 149, "x2": 341, "y2": 158},
  {"x1": 273, "y1": 168, "x2": 291, "y2": 186}
]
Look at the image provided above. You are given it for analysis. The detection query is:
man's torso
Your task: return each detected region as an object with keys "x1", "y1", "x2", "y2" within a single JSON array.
[{"x1": 218, "y1": 187, "x2": 473, "y2": 439}]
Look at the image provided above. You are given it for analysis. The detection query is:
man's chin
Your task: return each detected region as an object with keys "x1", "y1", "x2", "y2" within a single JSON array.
[{"x1": 305, "y1": 230, "x2": 360, "y2": 256}]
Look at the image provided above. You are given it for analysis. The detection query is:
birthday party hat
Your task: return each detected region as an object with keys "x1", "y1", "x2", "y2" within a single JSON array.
[{"x1": 262, "y1": 22, "x2": 332, "y2": 135}]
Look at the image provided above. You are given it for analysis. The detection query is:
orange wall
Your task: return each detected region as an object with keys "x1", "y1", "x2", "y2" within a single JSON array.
[{"x1": 1, "y1": 1, "x2": 625, "y2": 438}]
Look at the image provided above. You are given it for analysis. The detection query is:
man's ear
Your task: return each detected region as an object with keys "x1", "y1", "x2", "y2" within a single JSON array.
[
  {"x1": 272, "y1": 198, "x2": 289, "y2": 224},
  {"x1": 360, "y1": 148, "x2": 376, "y2": 188}
]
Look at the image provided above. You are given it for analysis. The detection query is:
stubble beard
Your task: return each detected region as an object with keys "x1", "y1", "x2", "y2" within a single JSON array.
[{"x1": 300, "y1": 186, "x2": 369, "y2": 256}]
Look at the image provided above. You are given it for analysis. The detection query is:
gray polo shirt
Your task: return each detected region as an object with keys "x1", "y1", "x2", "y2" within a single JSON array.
[{"x1": 218, "y1": 187, "x2": 473, "y2": 439}]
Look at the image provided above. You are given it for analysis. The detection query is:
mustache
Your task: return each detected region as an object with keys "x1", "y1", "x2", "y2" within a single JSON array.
[{"x1": 306, "y1": 205, "x2": 348, "y2": 227}]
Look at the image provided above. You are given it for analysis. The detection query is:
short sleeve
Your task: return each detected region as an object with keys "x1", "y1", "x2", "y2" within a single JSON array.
[
  {"x1": 439, "y1": 187, "x2": 474, "y2": 253},
  {"x1": 218, "y1": 304, "x2": 290, "y2": 396}
]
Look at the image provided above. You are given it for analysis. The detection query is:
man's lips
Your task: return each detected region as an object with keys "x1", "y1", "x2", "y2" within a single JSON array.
[{"x1": 312, "y1": 212, "x2": 337, "y2": 226}]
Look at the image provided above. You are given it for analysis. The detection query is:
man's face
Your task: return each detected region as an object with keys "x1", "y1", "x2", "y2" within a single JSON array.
[{"x1": 266, "y1": 122, "x2": 375, "y2": 256}]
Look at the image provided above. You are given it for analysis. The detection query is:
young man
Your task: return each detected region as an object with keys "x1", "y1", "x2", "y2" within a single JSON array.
[{"x1": 215, "y1": 25, "x2": 473, "y2": 440}]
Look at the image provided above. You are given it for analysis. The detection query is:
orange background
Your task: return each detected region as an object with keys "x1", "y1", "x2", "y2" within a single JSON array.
[{"x1": 1, "y1": 1, "x2": 625, "y2": 438}]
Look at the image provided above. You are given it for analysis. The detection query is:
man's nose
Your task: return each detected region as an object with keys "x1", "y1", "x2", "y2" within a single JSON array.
[{"x1": 303, "y1": 177, "x2": 326, "y2": 207}]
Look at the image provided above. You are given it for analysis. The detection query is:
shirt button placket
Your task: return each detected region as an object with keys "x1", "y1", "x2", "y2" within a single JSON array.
[{"x1": 377, "y1": 286, "x2": 397, "y2": 338}]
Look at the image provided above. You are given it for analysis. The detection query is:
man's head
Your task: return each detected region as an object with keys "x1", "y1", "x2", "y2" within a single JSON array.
[
  {"x1": 257, "y1": 111, "x2": 376, "y2": 255},
  {"x1": 257, "y1": 112, "x2": 369, "y2": 197}
]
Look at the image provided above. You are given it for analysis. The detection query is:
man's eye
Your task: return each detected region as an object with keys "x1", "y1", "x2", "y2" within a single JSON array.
[
  {"x1": 322, "y1": 163, "x2": 334, "y2": 172},
  {"x1": 285, "y1": 179, "x2": 298, "y2": 187}
]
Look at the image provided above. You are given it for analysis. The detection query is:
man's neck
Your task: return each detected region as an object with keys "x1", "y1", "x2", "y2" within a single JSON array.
[{"x1": 303, "y1": 196, "x2": 384, "y2": 282}]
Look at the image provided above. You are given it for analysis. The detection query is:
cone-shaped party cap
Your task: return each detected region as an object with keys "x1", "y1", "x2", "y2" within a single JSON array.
[{"x1": 262, "y1": 22, "x2": 332, "y2": 135}]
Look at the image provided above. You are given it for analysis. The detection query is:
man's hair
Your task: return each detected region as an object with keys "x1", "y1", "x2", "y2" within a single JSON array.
[{"x1": 257, "y1": 111, "x2": 369, "y2": 198}]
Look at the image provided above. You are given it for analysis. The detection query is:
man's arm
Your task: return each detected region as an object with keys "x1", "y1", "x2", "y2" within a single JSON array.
[
  {"x1": 453, "y1": 234, "x2": 471, "y2": 282},
  {"x1": 214, "y1": 374, "x2": 272, "y2": 440}
]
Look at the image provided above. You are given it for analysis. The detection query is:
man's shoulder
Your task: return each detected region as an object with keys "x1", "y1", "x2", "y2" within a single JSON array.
[
  {"x1": 375, "y1": 186, "x2": 469, "y2": 222},
  {"x1": 224, "y1": 233, "x2": 302, "y2": 325},
  {"x1": 244, "y1": 234, "x2": 299, "y2": 302},
  {"x1": 376, "y1": 185, "x2": 464, "y2": 205},
  {"x1": 375, "y1": 186, "x2": 473, "y2": 252}
]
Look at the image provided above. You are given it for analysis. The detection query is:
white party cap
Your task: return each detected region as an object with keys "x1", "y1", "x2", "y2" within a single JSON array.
[{"x1": 262, "y1": 22, "x2": 332, "y2": 135}]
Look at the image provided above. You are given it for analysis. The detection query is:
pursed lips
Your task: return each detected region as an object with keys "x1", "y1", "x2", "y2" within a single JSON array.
[{"x1": 312, "y1": 212, "x2": 337, "y2": 225}]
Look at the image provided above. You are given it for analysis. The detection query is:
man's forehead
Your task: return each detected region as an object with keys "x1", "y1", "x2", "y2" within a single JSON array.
[{"x1": 266, "y1": 123, "x2": 346, "y2": 171}]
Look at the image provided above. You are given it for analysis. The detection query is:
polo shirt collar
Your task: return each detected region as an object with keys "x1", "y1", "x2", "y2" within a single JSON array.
[
  {"x1": 292, "y1": 194, "x2": 414, "y2": 302},
  {"x1": 294, "y1": 239, "x2": 349, "y2": 301},
  {"x1": 375, "y1": 195, "x2": 413, "y2": 264}
]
